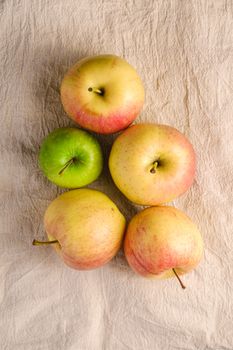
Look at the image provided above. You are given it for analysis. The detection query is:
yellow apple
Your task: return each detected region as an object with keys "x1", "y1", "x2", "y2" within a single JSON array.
[
  {"x1": 60, "y1": 54, "x2": 145, "y2": 134},
  {"x1": 109, "y1": 123, "x2": 196, "y2": 205},
  {"x1": 33, "y1": 189, "x2": 126, "y2": 270},
  {"x1": 124, "y1": 206, "x2": 203, "y2": 287}
]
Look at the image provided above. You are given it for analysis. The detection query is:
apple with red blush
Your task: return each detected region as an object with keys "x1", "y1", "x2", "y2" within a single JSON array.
[
  {"x1": 109, "y1": 123, "x2": 196, "y2": 206},
  {"x1": 60, "y1": 54, "x2": 145, "y2": 134},
  {"x1": 124, "y1": 206, "x2": 203, "y2": 288},
  {"x1": 33, "y1": 189, "x2": 126, "y2": 270}
]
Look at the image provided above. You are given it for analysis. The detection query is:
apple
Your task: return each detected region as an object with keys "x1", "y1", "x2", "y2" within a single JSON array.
[
  {"x1": 39, "y1": 127, "x2": 103, "y2": 188},
  {"x1": 124, "y1": 206, "x2": 203, "y2": 288},
  {"x1": 109, "y1": 123, "x2": 196, "y2": 205},
  {"x1": 33, "y1": 189, "x2": 126, "y2": 270},
  {"x1": 60, "y1": 54, "x2": 145, "y2": 134}
]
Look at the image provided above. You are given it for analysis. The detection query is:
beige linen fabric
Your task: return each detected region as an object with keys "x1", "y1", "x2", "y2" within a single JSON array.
[{"x1": 0, "y1": 1, "x2": 233, "y2": 349}]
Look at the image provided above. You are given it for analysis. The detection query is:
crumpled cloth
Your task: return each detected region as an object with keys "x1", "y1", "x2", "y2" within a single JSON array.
[{"x1": 1, "y1": 0, "x2": 233, "y2": 349}]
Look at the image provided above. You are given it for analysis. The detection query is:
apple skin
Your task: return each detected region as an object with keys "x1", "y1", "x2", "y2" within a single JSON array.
[
  {"x1": 109, "y1": 123, "x2": 196, "y2": 205},
  {"x1": 39, "y1": 128, "x2": 103, "y2": 188},
  {"x1": 124, "y1": 206, "x2": 203, "y2": 279},
  {"x1": 44, "y1": 189, "x2": 126, "y2": 270},
  {"x1": 60, "y1": 54, "x2": 145, "y2": 134}
]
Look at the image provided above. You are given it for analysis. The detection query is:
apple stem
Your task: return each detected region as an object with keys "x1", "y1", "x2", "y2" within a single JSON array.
[
  {"x1": 32, "y1": 239, "x2": 59, "y2": 246},
  {"x1": 172, "y1": 268, "x2": 186, "y2": 289},
  {"x1": 88, "y1": 87, "x2": 104, "y2": 95},
  {"x1": 93, "y1": 88, "x2": 103, "y2": 94},
  {"x1": 150, "y1": 161, "x2": 158, "y2": 174},
  {"x1": 59, "y1": 158, "x2": 75, "y2": 175}
]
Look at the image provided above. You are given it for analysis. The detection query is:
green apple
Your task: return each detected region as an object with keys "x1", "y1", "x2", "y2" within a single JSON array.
[
  {"x1": 60, "y1": 54, "x2": 145, "y2": 134},
  {"x1": 39, "y1": 127, "x2": 103, "y2": 188}
]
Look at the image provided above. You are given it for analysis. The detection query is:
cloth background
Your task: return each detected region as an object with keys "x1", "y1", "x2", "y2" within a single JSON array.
[{"x1": 1, "y1": 0, "x2": 233, "y2": 349}]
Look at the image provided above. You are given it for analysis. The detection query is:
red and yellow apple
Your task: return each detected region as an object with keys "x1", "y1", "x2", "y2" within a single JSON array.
[
  {"x1": 60, "y1": 54, "x2": 145, "y2": 134},
  {"x1": 109, "y1": 123, "x2": 196, "y2": 205},
  {"x1": 124, "y1": 206, "x2": 203, "y2": 287},
  {"x1": 33, "y1": 189, "x2": 126, "y2": 270}
]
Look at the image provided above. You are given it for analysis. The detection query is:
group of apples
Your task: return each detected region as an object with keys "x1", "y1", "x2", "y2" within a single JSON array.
[{"x1": 33, "y1": 55, "x2": 203, "y2": 289}]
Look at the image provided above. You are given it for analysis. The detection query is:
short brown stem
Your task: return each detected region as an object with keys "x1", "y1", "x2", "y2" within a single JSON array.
[
  {"x1": 172, "y1": 268, "x2": 186, "y2": 289},
  {"x1": 88, "y1": 87, "x2": 104, "y2": 95},
  {"x1": 150, "y1": 161, "x2": 158, "y2": 174},
  {"x1": 32, "y1": 239, "x2": 58, "y2": 246},
  {"x1": 59, "y1": 158, "x2": 75, "y2": 175}
]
